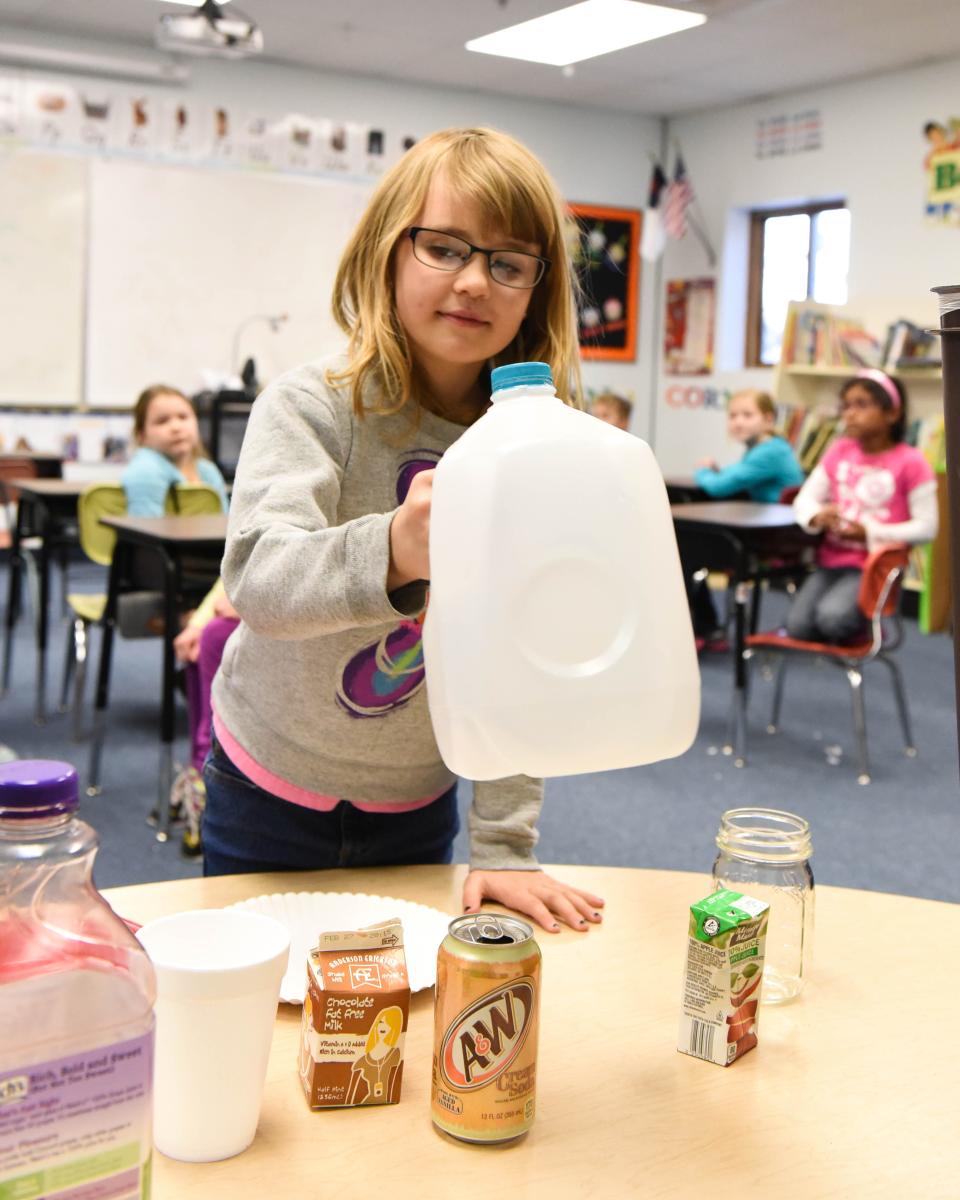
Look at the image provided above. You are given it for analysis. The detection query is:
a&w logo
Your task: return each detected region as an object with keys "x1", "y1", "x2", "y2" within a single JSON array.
[{"x1": 440, "y1": 978, "x2": 536, "y2": 1090}]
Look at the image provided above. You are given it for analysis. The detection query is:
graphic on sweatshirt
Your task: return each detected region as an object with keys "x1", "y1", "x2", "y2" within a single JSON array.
[{"x1": 336, "y1": 452, "x2": 438, "y2": 719}]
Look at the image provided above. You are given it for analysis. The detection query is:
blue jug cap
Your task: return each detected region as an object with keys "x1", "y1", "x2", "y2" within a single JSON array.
[
  {"x1": 491, "y1": 362, "x2": 554, "y2": 394},
  {"x1": 0, "y1": 760, "x2": 79, "y2": 818}
]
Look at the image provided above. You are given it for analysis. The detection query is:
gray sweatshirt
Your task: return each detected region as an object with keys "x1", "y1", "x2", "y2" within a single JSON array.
[{"x1": 212, "y1": 355, "x2": 543, "y2": 870}]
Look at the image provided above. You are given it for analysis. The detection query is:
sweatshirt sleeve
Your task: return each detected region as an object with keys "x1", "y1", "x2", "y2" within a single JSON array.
[
  {"x1": 221, "y1": 373, "x2": 420, "y2": 640},
  {"x1": 693, "y1": 442, "x2": 788, "y2": 499},
  {"x1": 863, "y1": 478, "x2": 939, "y2": 547},
  {"x1": 793, "y1": 463, "x2": 832, "y2": 530},
  {"x1": 468, "y1": 776, "x2": 543, "y2": 870}
]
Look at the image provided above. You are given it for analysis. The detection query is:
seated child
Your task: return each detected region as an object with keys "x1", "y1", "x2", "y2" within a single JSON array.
[
  {"x1": 172, "y1": 581, "x2": 240, "y2": 856},
  {"x1": 121, "y1": 384, "x2": 231, "y2": 853},
  {"x1": 788, "y1": 370, "x2": 937, "y2": 642},
  {"x1": 686, "y1": 390, "x2": 804, "y2": 647},
  {"x1": 123, "y1": 384, "x2": 228, "y2": 515},
  {"x1": 591, "y1": 391, "x2": 632, "y2": 431},
  {"x1": 694, "y1": 389, "x2": 804, "y2": 501}
]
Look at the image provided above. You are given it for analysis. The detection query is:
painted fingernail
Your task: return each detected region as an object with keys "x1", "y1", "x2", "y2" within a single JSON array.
[
  {"x1": 579, "y1": 919, "x2": 587, "y2": 926},
  {"x1": 552, "y1": 923, "x2": 560, "y2": 931},
  {"x1": 593, "y1": 911, "x2": 601, "y2": 918}
]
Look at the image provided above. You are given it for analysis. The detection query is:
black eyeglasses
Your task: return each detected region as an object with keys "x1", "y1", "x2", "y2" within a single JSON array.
[{"x1": 407, "y1": 227, "x2": 550, "y2": 290}]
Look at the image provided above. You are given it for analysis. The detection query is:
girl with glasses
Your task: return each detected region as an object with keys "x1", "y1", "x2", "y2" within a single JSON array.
[{"x1": 203, "y1": 127, "x2": 604, "y2": 935}]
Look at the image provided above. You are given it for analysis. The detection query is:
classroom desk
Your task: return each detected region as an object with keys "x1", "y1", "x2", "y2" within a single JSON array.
[
  {"x1": 88, "y1": 514, "x2": 227, "y2": 837},
  {"x1": 1, "y1": 478, "x2": 84, "y2": 722},
  {"x1": 102, "y1": 864, "x2": 958, "y2": 1200},
  {"x1": 671, "y1": 502, "x2": 818, "y2": 761},
  {"x1": 0, "y1": 451, "x2": 63, "y2": 478},
  {"x1": 664, "y1": 475, "x2": 750, "y2": 504}
]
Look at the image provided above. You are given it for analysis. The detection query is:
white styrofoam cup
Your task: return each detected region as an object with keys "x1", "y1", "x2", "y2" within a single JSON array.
[{"x1": 137, "y1": 908, "x2": 290, "y2": 1162}]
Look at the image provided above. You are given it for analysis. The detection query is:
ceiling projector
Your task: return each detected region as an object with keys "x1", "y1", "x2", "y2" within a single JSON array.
[{"x1": 155, "y1": 0, "x2": 264, "y2": 59}]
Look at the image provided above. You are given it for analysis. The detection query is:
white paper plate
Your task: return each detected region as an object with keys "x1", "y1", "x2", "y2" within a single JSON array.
[{"x1": 226, "y1": 891, "x2": 454, "y2": 1004}]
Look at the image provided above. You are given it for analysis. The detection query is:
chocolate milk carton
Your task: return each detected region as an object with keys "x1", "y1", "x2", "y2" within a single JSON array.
[
  {"x1": 298, "y1": 919, "x2": 409, "y2": 1107},
  {"x1": 678, "y1": 889, "x2": 769, "y2": 1066}
]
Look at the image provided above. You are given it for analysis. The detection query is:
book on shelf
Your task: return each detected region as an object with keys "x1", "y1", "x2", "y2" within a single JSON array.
[
  {"x1": 881, "y1": 319, "x2": 941, "y2": 372},
  {"x1": 776, "y1": 401, "x2": 838, "y2": 473},
  {"x1": 781, "y1": 303, "x2": 880, "y2": 370},
  {"x1": 907, "y1": 413, "x2": 946, "y2": 471}
]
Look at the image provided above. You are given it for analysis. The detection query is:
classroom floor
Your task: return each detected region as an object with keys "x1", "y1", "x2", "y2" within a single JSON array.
[{"x1": 2, "y1": 558, "x2": 958, "y2": 903}]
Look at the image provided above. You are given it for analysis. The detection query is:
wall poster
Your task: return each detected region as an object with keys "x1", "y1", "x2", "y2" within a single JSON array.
[
  {"x1": 664, "y1": 277, "x2": 715, "y2": 375},
  {"x1": 924, "y1": 117, "x2": 960, "y2": 225},
  {"x1": 567, "y1": 203, "x2": 641, "y2": 361}
]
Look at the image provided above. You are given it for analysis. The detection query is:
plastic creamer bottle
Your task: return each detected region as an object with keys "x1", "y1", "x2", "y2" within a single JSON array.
[
  {"x1": 0, "y1": 761, "x2": 156, "y2": 1197},
  {"x1": 423, "y1": 361, "x2": 700, "y2": 781}
]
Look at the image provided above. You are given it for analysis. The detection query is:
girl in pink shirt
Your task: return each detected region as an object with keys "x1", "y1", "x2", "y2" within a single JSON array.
[{"x1": 788, "y1": 370, "x2": 937, "y2": 642}]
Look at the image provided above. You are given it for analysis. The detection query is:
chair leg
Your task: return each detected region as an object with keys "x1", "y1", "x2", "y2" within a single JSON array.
[
  {"x1": 59, "y1": 617, "x2": 76, "y2": 714},
  {"x1": 72, "y1": 618, "x2": 90, "y2": 743},
  {"x1": 768, "y1": 657, "x2": 789, "y2": 733},
  {"x1": 879, "y1": 654, "x2": 917, "y2": 757},
  {"x1": 846, "y1": 666, "x2": 870, "y2": 784},
  {"x1": 727, "y1": 647, "x2": 752, "y2": 768}
]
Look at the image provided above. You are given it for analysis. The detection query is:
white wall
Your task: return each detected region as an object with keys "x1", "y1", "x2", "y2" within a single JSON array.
[
  {"x1": 0, "y1": 26, "x2": 663, "y2": 433},
  {"x1": 653, "y1": 55, "x2": 960, "y2": 473}
]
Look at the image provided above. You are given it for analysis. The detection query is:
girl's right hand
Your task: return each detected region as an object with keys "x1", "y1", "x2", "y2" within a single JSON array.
[
  {"x1": 387, "y1": 469, "x2": 434, "y2": 590},
  {"x1": 809, "y1": 504, "x2": 840, "y2": 531}
]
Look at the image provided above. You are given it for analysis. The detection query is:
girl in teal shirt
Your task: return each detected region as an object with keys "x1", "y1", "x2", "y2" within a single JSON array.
[{"x1": 694, "y1": 389, "x2": 804, "y2": 501}]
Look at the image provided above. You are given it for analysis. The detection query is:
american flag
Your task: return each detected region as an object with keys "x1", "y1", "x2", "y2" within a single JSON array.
[{"x1": 663, "y1": 154, "x2": 693, "y2": 240}]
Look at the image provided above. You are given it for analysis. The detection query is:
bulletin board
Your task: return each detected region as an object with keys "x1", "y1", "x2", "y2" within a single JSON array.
[
  {"x1": 567, "y1": 203, "x2": 641, "y2": 362},
  {"x1": 0, "y1": 151, "x2": 87, "y2": 406},
  {"x1": 86, "y1": 159, "x2": 372, "y2": 407}
]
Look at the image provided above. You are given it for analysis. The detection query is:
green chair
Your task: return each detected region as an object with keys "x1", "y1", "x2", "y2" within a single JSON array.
[{"x1": 61, "y1": 482, "x2": 223, "y2": 739}]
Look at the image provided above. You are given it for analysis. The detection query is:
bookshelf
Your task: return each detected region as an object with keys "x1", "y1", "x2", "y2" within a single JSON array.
[{"x1": 772, "y1": 301, "x2": 947, "y2": 628}]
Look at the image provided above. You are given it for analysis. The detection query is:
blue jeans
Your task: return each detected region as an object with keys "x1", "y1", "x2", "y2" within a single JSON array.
[
  {"x1": 785, "y1": 567, "x2": 865, "y2": 642},
  {"x1": 201, "y1": 738, "x2": 460, "y2": 877}
]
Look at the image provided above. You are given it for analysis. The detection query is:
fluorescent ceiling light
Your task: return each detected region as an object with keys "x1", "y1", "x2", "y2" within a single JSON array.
[
  {"x1": 0, "y1": 41, "x2": 188, "y2": 84},
  {"x1": 466, "y1": 0, "x2": 706, "y2": 67}
]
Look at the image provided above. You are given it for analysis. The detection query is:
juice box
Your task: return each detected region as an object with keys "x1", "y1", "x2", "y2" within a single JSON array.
[
  {"x1": 298, "y1": 919, "x2": 409, "y2": 1107},
  {"x1": 678, "y1": 889, "x2": 769, "y2": 1066}
]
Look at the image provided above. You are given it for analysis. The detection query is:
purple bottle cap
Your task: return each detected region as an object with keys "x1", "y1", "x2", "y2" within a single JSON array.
[{"x1": 0, "y1": 760, "x2": 79, "y2": 818}]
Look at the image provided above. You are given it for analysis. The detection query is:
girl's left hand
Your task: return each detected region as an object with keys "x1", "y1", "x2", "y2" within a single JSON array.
[
  {"x1": 172, "y1": 624, "x2": 202, "y2": 664},
  {"x1": 835, "y1": 518, "x2": 867, "y2": 542},
  {"x1": 462, "y1": 870, "x2": 605, "y2": 934}
]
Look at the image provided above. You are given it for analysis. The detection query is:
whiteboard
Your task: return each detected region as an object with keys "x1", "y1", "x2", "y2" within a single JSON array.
[
  {"x1": 86, "y1": 160, "x2": 371, "y2": 407},
  {"x1": 0, "y1": 151, "x2": 86, "y2": 407}
]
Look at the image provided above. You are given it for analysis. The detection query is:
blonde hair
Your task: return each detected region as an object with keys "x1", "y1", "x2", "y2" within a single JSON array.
[
  {"x1": 366, "y1": 1006, "x2": 404, "y2": 1052},
  {"x1": 328, "y1": 127, "x2": 582, "y2": 418},
  {"x1": 730, "y1": 389, "x2": 776, "y2": 420},
  {"x1": 592, "y1": 392, "x2": 632, "y2": 423}
]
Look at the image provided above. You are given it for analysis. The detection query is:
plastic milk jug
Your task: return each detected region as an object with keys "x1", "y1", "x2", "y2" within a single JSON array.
[
  {"x1": 423, "y1": 362, "x2": 700, "y2": 781},
  {"x1": 0, "y1": 761, "x2": 156, "y2": 1197}
]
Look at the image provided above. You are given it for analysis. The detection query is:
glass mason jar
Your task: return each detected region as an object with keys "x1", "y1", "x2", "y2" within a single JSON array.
[{"x1": 712, "y1": 808, "x2": 814, "y2": 1005}]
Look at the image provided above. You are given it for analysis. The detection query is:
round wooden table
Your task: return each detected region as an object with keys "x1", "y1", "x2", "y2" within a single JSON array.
[{"x1": 104, "y1": 865, "x2": 957, "y2": 1199}]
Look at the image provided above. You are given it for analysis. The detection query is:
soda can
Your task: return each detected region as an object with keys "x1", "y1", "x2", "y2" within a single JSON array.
[{"x1": 431, "y1": 913, "x2": 540, "y2": 1144}]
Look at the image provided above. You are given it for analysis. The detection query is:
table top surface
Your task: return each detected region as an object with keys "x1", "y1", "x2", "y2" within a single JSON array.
[
  {"x1": 101, "y1": 513, "x2": 229, "y2": 543},
  {"x1": 104, "y1": 865, "x2": 958, "y2": 1200},
  {"x1": 671, "y1": 500, "x2": 801, "y2": 528},
  {"x1": 12, "y1": 478, "x2": 87, "y2": 498},
  {"x1": 0, "y1": 451, "x2": 62, "y2": 461}
]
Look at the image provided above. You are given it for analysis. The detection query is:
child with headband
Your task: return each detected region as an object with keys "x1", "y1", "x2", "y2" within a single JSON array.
[{"x1": 787, "y1": 370, "x2": 937, "y2": 642}]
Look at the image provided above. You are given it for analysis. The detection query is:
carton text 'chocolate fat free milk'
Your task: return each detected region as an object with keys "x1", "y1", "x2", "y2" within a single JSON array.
[{"x1": 298, "y1": 919, "x2": 409, "y2": 1107}]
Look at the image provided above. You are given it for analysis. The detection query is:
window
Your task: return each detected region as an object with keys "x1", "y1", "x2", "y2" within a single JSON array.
[{"x1": 746, "y1": 202, "x2": 851, "y2": 366}]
